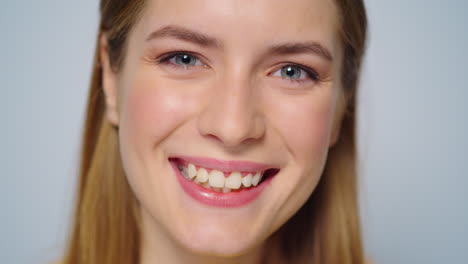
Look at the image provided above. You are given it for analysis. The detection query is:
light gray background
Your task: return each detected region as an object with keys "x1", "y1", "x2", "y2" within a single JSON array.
[{"x1": 2, "y1": 1, "x2": 467, "y2": 263}]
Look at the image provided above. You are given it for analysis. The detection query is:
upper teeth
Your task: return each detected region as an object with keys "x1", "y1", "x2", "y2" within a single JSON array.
[{"x1": 179, "y1": 163, "x2": 263, "y2": 192}]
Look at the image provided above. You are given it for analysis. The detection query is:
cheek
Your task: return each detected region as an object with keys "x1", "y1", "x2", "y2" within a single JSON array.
[
  {"x1": 267, "y1": 92, "x2": 335, "y2": 165},
  {"x1": 119, "y1": 78, "x2": 190, "y2": 150},
  {"x1": 291, "y1": 106, "x2": 332, "y2": 160},
  {"x1": 116, "y1": 73, "x2": 201, "y2": 218},
  {"x1": 260, "y1": 89, "x2": 337, "y2": 232},
  {"x1": 117, "y1": 74, "x2": 196, "y2": 197}
]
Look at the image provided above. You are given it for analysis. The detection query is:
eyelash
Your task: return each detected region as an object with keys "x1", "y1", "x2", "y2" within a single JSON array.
[
  {"x1": 274, "y1": 63, "x2": 320, "y2": 83},
  {"x1": 157, "y1": 51, "x2": 205, "y2": 68},
  {"x1": 156, "y1": 51, "x2": 320, "y2": 83}
]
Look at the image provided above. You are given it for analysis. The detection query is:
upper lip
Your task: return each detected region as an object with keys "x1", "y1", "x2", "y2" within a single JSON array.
[{"x1": 170, "y1": 155, "x2": 277, "y2": 172}]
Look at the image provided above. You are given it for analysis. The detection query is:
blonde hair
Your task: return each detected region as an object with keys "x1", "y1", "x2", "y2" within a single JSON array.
[{"x1": 62, "y1": 0, "x2": 367, "y2": 263}]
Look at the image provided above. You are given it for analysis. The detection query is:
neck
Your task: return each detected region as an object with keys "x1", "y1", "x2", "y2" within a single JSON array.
[{"x1": 139, "y1": 209, "x2": 270, "y2": 264}]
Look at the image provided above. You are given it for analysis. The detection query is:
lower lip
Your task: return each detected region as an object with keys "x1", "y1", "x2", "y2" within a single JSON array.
[{"x1": 170, "y1": 161, "x2": 272, "y2": 208}]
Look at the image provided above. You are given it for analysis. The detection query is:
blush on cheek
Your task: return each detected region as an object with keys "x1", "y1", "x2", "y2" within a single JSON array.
[
  {"x1": 122, "y1": 84, "x2": 190, "y2": 148},
  {"x1": 272, "y1": 98, "x2": 335, "y2": 165},
  {"x1": 293, "y1": 113, "x2": 331, "y2": 161}
]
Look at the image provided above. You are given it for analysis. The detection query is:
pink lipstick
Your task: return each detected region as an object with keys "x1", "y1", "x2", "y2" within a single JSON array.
[{"x1": 169, "y1": 157, "x2": 278, "y2": 208}]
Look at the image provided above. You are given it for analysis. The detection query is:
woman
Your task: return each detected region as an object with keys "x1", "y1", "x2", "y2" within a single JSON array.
[{"x1": 62, "y1": 0, "x2": 367, "y2": 263}]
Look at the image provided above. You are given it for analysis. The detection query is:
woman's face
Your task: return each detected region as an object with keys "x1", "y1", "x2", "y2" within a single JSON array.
[{"x1": 102, "y1": 0, "x2": 343, "y2": 257}]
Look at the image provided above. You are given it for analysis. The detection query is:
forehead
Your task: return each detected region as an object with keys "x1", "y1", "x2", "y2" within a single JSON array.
[{"x1": 135, "y1": 0, "x2": 340, "y2": 53}]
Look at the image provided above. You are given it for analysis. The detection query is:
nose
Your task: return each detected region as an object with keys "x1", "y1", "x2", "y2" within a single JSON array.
[{"x1": 197, "y1": 75, "x2": 265, "y2": 149}]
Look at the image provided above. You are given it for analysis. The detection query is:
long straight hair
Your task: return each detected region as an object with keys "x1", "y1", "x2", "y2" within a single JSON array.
[{"x1": 62, "y1": 1, "x2": 367, "y2": 263}]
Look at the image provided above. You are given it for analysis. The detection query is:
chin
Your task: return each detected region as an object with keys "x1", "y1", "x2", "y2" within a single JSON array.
[{"x1": 176, "y1": 224, "x2": 262, "y2": 257}]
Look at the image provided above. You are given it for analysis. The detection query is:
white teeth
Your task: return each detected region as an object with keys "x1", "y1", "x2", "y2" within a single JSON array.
[
  {"x1": 196, "y1": 168, "x2": 208, "y2": 183},
  {"x1": 251, "y1": 172, "x2": 262, "y2": 186},
  {"x1": 225, "y1": 172, "x2": 242, "y2": 189},
  {"x1": 178, "y1": 161, "x2": 267, "y2": 192},
  {"x1": 181, "y1": 167, "x2": 189, "y2": 179},
  {"x1": 242, "y1": 173, "x2": 252, "y2": 187},
  {"x1": 188, "y1": 163, "x2": 197, "y2": 179},
  {"x1": 208, "y1": 170, "x2": 225, "y2": 188}
]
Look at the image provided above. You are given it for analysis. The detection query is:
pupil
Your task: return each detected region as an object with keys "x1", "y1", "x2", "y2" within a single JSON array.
[
  {"x1": 181, "y1": 55, "x2": 191, "y2": 64},
  {"x1": 286, "y1": 67, "x2": 295, "y2": 76}
]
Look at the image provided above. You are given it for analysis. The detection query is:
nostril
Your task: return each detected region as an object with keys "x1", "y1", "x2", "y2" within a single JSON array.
[
  {"x1": 206, "y1": 133, "x2": 222, "y2": 143},
  {"x1": 204, "y1": 132, "x2": 256, "y2": 148}
]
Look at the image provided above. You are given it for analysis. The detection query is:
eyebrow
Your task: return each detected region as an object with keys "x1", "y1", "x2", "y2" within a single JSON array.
[
  {"x1": 146, "y1": 25, "x2": 333, "y2": 61},
  {"x1": 146, "y1": 25, "x2": 221, "y2": 48},
  {"x1": 268, "y1": 42, "x2": 333, "y2": 61}
]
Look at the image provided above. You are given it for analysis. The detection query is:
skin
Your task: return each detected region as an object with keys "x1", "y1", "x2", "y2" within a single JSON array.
[{"x1": 100, "y1": 0, "x2": 345, "y2": 263}]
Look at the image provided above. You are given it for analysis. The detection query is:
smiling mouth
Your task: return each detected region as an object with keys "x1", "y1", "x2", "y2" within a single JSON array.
[{"x1": 169, "y1": 157, "x2": 279, "y2": 193}]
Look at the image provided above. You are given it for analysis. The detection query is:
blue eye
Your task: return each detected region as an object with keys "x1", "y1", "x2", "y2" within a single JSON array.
[
  {"x1": 172, "y1": 54, "x2": 197, "y2": 65},
  {"x1": 164, "y1": 53, "x2": 204, "y2": 67},
  {"x1": 281, "y1": 65, "x2": 302, "y2": 79},
  {"x1": 272, "y1": 64, "x2": 319, "y2": 82}
]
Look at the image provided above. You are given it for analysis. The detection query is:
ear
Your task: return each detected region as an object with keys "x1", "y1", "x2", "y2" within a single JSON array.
[
  {"x1": 329, "y1": 91, "x2": 347, "y2": 148},
  {"x1": 100, "y1": 34, "x2": 120, "y2": 126}
]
